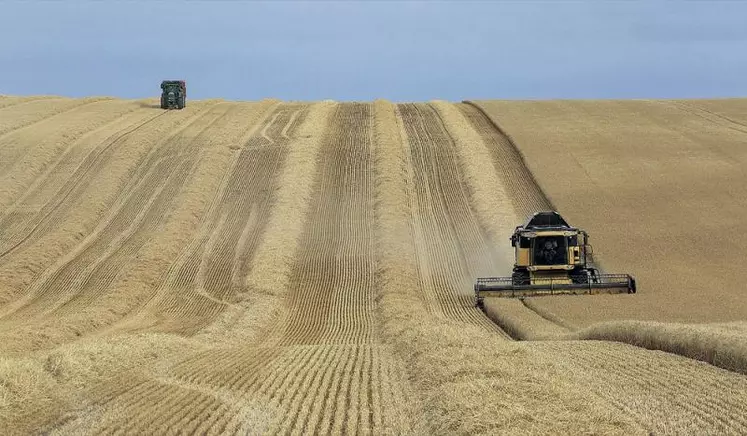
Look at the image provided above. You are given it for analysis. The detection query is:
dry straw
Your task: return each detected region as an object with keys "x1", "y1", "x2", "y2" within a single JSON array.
[
  {"x1": 429, "y1": 100, "x2": 517, "y2": 269},
  {"x1": 0, "y1": 100, "x2": 224, "y2": 305},
  {"x1": 245, "y1": 100, "x2": 336, "y2": 296},
  {"x1": 574, "y1": 320, "x2": 747, "y2": 375},
  {"x1": 482, "y1": 298, "x2": 569, "y2": 340}
]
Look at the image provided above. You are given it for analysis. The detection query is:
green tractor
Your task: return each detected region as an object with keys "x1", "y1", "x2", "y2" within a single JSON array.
[{"x1": 160, "y1": 80, "x2": 186, "y2": 109}]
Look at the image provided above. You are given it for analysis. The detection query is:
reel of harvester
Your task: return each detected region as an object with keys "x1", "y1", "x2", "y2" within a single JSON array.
[{"x1": 474, "y1": 211, "x2": 636, "y2": 307}]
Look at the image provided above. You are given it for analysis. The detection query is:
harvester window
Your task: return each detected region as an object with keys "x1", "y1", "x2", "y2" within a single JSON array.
[
  {"x1": 533, "y1": 236, "x2": 567, "y2": 265},
  {"x1": 519, "y1": 236, "x2": 531, "y2": 248},
  {"x1": 568, "y1": 235, "x2": 578, "y2": 246}
]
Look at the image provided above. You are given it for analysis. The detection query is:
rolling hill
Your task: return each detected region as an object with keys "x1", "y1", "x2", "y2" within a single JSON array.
[{"x1": 0, "y1": 94, "x2": 746, "y2": 435}]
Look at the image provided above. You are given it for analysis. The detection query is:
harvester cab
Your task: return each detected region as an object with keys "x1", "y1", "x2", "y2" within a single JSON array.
[
  {"x1": 475, "y1": 211, "x2": 636, "y2": 305},
  {"x1": 160, "y1": 80, "x2": 186, "y2": 110}
]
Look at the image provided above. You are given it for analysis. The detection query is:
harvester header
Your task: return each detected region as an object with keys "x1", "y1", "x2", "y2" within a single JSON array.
[{"x1": 475, "y1": 211, "x2": 636, "y2": 305}]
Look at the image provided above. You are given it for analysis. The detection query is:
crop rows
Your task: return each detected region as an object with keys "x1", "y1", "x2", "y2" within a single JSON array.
[{"x1": 0, "y1": 97, "x2": 745, "y2": 435}]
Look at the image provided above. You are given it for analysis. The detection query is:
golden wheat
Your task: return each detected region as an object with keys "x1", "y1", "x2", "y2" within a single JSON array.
[
  {"x1": 471, "y1": 98, "x2": 747, "y2": 327},
  {"x1": 574, "y1": 320, "x2": 747, "y2": 375}
]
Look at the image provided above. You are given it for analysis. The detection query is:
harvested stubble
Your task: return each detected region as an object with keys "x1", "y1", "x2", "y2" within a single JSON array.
[
  {"x1": 428, "y1": 100, "x2": 517, "y2": 268},
  {"x1": 429, "y1": 100, "x2": 569, "y2": 341},
  {"x1": 102, "y1": 98, "x2": 286, "y2": 337},
  {"x1": 190, "y1": 100, "x2": 324, "y2": 346},
  {"x1": 47, "y1": 101, "x2": 421, "y2": 435},
  {"x1": 245, "y1": 100, "x2": 335, "y2": 298},
  {"x1": 0, "y1": 333, "x2": 207, "y2": 435},
  {"x1": 0, "y1": 99, "x2": 223, "y2": 307},
  {"x1": 0, "y1": 100, "x2": 334, "y2": 433},
  {"x1": 0, "y1": 101, "x2": 275, "y2": 353},
  {"x1": 1, "y1": 96, "x2": 747, "y2": 435},
  {"x1": 373, "y1": 100, "x2": 643, "y2": 435},
  {"x1": 0, "y1": 96, "x2": 108, "y2": 138}
]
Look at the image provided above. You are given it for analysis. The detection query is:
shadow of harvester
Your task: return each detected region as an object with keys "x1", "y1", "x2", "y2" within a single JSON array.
[{"x1": 136, "y1": 101, "x2": 162, "y2": 109}]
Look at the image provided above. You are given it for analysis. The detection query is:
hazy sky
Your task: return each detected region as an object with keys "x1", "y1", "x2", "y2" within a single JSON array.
[{"x1": 1, "y1": 1, "x2": 745, "y2": 102}]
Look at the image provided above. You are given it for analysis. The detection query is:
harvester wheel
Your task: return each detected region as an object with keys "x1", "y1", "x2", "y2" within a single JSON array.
[
  {"x1": 571, "y1": 271, "x2": 589, "y2": 284},
  {"x1": 512, "y1": 270, "x2": 529, "y2": 285}
]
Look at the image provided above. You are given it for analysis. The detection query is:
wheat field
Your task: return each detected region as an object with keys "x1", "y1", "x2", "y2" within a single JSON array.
[{"x1": 0, "y1": 95, "x2": 746, "y2": 435}]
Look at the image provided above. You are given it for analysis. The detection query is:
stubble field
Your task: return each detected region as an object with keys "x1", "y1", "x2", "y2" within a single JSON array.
[{"x1": 0, "y1": 94, "x2": 746, "y2": 435}]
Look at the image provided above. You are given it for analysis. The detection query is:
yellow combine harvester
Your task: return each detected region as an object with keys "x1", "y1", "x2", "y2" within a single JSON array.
[{"x1": 475, "y1": 211, "x2": 636, "y2": 306}]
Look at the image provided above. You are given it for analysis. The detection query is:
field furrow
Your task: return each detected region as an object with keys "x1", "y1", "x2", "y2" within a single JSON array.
[
  {"x1": 277, "y1": 102, "x2": 374, "y2": 347},
  {"x1": 0, "y1": 109, "x2": 165, "y2": 260},
  {"x1": 234, "y1": 103, "x2": 397, "y2": 432},
  {"x1": 396, "y1": 103, "x2": 507, "y2": 334},
  {"x1": 3, "y1": 96, "x2": 747, "y2": 436},
  {"x1": 114, "y1": 103, "x2": 308, "y2": 335},
  {"x1": 0, "y1": 104, "x2": 235, "y2": 326}
]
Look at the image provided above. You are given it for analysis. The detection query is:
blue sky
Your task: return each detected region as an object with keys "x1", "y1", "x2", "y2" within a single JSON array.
[{"x1": 1, "y1": 1, "x2": 745, "y2": 102}]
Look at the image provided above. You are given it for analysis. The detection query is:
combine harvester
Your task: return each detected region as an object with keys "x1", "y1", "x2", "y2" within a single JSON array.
[{"x1": 475, "y1": 211, "x2": 636, "y2": 307}]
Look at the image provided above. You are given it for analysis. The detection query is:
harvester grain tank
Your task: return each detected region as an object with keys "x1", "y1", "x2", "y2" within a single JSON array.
[
  {"x1": 160, "y1": 80, "x2": 186, "y2": 109},
  {"x1": 475, "y1": 211, "x2": 636, "y2": 305}
]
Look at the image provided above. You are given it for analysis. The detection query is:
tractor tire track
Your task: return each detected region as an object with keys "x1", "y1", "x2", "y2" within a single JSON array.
[
  {"x1": 198, "y1": 103, "x2": 386, "y2": 433},
  {"x1": 54, "y1": 103, "x2": 415, "y2": 435},
  {"x1": 116, "y1": 103, "x2": 309, "y2": 335},
  {"x1": 0, "y1": 103, "x2": 236, "y2": 324},
  {"x1": 0, "y1": 97, "x2": 104, "y2": 140},
  {"x1": 397, "y1": 103, "x2": 509, "y2": 335},
  {"x1": 151, "y1": 103, "x2": 405, "y2": 434},
  {"x1": 0, "y1": 99, "x2": 116, "y2": 174},
  {"x1": 0, "y1": 109, "x2": 168, "y2": 260},
  {"x1": 247, "y1": 103, "x2": 411, "y2": 433}
]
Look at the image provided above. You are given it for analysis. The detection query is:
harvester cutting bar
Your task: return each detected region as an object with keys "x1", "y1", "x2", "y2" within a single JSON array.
[{"x1": 475, "y1": 274, "x2": 636, "y2": 299}]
